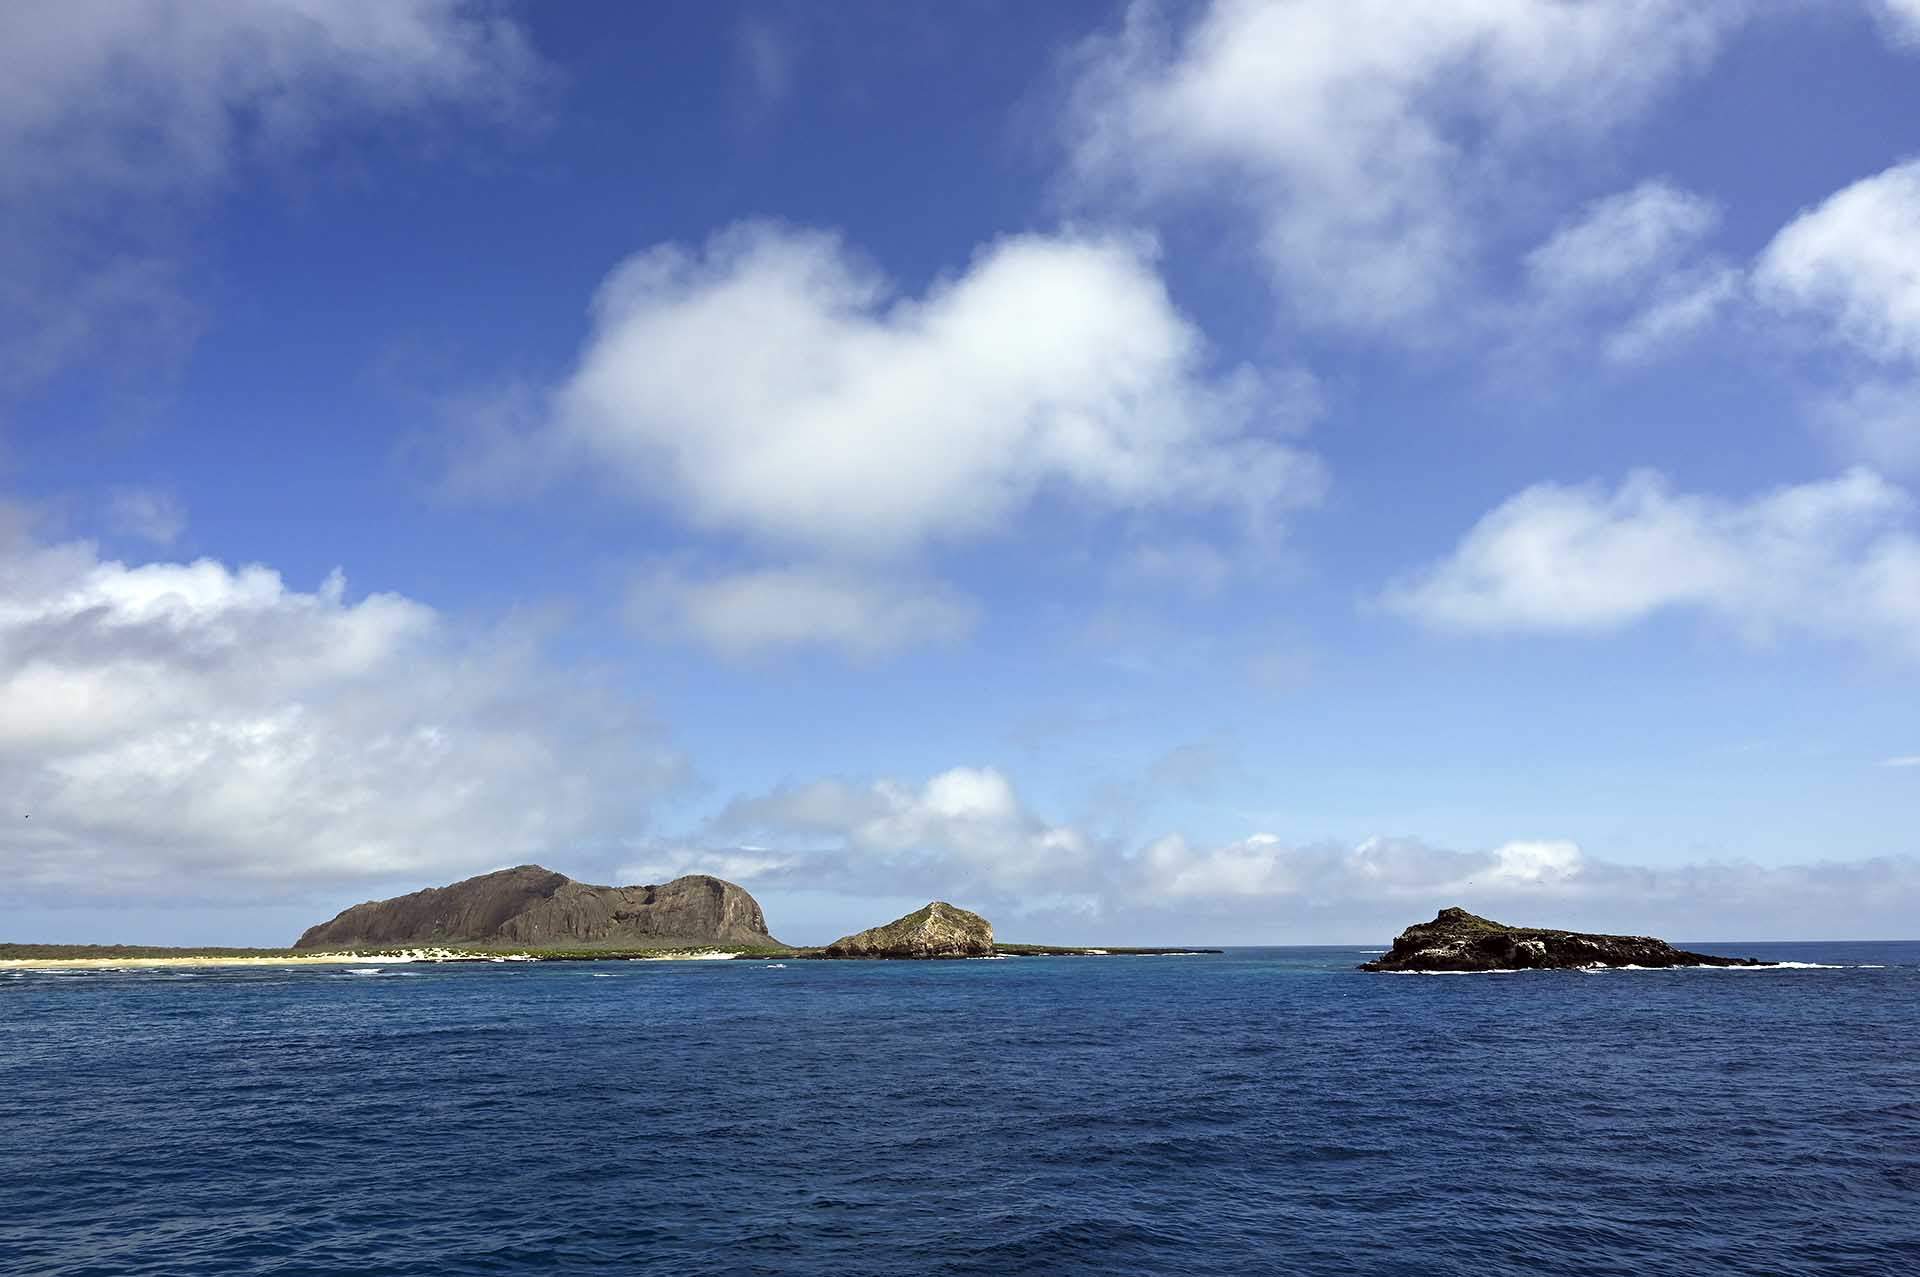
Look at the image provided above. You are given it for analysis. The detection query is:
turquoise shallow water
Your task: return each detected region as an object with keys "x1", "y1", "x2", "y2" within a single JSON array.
[{"x1": 3, "y1": 942, "x2": 1917, "y2": 1276}]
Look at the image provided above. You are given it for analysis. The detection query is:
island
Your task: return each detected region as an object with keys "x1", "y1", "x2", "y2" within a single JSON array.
[
  {"x1": 1, "y1": 869, "x2": 1221, "y2": 967},
  {"x1": 821, "y1": 901, "x2": 996, "y2": 958},
  {"x1": 1360, "y1": 906, "x2": 1765, "y2": 972},
  {"x1": 294, "y1": 864, "x2": 786, "y2": 952}
]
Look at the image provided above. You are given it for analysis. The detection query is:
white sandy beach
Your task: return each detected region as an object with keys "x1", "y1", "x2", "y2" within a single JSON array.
[
  {"x1": 631, "y1": 950, "x2": 743, "y2": 961},
  {"x1": 0, "y1": 947, "x2": 758, "y2": 969},
  {"x1": 0, "y1": 948, "x2": 534, "y2": 970}
]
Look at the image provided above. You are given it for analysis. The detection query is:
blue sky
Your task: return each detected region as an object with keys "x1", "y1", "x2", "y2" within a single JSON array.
[{"x1": 3, "y1": 0, "x2": 1919, "y2": 946}]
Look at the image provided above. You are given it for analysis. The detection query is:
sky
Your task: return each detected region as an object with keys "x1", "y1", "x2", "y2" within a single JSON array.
[{"x1": 3, "y1": 0, "x2": 1919, "y2": 947}]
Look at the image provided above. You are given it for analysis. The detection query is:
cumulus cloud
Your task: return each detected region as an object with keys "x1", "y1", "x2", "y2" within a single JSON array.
[
  {"x1": 1133, "y1": 833, "x2": 1581, "y2": 903},
  {"x1": 507, "y1": 222, "x2": 1325, "y2": 557},
  {"x1": 629, "y1": 562, "x2": 979, "y2": 657},
  {"x1": 1118, "y1": 831, "x2": 1920, "y2": 941},
  {"x1": 628, "y1": 761, "x2": 1920, "y2": 941},
  {"x1": 707, "y1": 766, "x2": 1096, "y2": 898},
  {"x1": 1064, "y1": 0, "x2": 1740, "y2": 332},
  {"x1": 0, "y1": 533, "x2": 680, "y2": 899},
  {"x1": 1755, "y1": 160, "x2": 1920, "y2": 472},
  {"x1": 0, "y1": 0, "x2": 540, "y2": 389},
  {"x1": 1757, "y1": 159, "x2": 1920, "y2": 365},
  {"x1": 1382, "y1": 468, "x2": 1920, "y2": 655}
]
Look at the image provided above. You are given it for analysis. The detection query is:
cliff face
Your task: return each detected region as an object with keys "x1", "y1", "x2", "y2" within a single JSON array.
[
  {"x1": 294, "y1": 866, "x2": 780, "y2": 950},
  {"x1": 822, "y1": 901, "x2": 994, "y2": 959},
  {"x1": 1359, "y1": 906, "x2": 1762, "y2": 972}
]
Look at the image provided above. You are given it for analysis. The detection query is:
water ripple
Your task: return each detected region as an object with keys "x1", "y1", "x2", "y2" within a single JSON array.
[{"x1": 2, "y1": 944, "x2": 1916, "y2": 1275}]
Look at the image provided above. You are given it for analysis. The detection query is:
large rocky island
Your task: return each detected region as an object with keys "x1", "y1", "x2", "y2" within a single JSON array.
[
  {"x1": 295, "y1": 865, "x2": 783, "y2": 951},
  {"x1": 1360, "y1": 906, "x2": 1764, "y2": 972}
]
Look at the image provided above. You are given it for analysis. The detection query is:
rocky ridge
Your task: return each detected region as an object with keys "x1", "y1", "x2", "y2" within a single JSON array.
[
  {"x1": 821, "y1": 901, "x2": 994, "y2": 959},
  {"x1": 1359, "y1": 906, "x2": 1764, "y2": 972},
  {"x1": 294, "y1": 865, "x2": 781, "y2": 950}
]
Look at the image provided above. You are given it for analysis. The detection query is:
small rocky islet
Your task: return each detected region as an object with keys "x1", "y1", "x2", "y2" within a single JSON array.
[
  {"x1": 819, "y1": 901, "x2": 995, "y2": 959},
  {"x1": 1360, "y1": 906, "x2": 1765, "y2": 972}
]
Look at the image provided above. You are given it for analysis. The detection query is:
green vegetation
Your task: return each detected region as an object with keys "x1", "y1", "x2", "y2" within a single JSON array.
[
  {"x1": 0, "y1": 941, "x2": 806, "y2": 962},
  {"x1": 1, "y1": 943, "x2": 307, "y2": 959},
  {"x1": 992, "y1": 943, "x2": 1221, "y2": 957},
  {"x1": 3, "y1": 941, "x2": 1216, "y2": 962}
]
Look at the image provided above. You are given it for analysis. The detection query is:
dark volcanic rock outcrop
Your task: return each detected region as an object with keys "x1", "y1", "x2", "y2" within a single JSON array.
[
  {"x1": 1360, "y1": 907, "x2": 1764, "y2": 972},
  {"x1": 295, "y1": 865, "x2": 781, "y2": 950},
  {"x1": 822, "y1": 901, "x2": 993, "y2": 959}
]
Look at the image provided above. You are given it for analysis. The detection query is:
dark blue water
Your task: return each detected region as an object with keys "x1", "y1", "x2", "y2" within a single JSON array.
[{"x1": 3, "y1": 944, "x2": 1916, "y2": 1276}]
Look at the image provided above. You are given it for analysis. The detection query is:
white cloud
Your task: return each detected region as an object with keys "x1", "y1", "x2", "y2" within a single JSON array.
[
  {"x1": 616, "y1": 848, "x2": 799, "y2": 888},
  {"x1": 1382, "y1": 468, "x2": 1920, "y2": 654},
  {"x1": 1873, "y1": 0, "x2": 1920, "y2": 46},
  {"x1": 659, "y1": 763, "x2": 1920, "y2": 941},
  {"x1": 1755, "y1": 160, "x2": 1920, "y2": 472},
  {"x1": 630, "y1": 563, "x2": 978, "y2": 657},
  {"x1": 0, "y1": 533, "x2": 680, "y2": 897},
  {"x1": 1602, "y1": 266, "x2": 1743, "y2": 365},
  {"x1": 523, "y1": 222, "x2": 1324, "y2": 557},
  {"x1": 1064, "y1": 0, "x2": 1740, "y2": 332},
  {"x1": 1119, "y1": 830, "x2": 1920, "y2": 941},
  {"x1": 105, "y1": 487, "x2": 186, "y2": 546},
  {"x1": 1134, "y1": 832, "x2": 1582, "y2": 902},
  {"x1": 0, "y1": 0, "x2": 540, "y2": 389},
  {"x1": 1810, "y1": 380, "x2": 1920, "y2": 477},
  {"x1": 710, "y1": 765, "x2": 1095, "y2": 893},
  {"x1": 1880, "y1": 755, "x2": 1920, "y2": 768},
  {"x1": 1486, "y1": 839, "x2": 1585, "y2": 884},
  {"x1": 1526, "y1": 181, "x2": 1722, "y2": 301},
  {"x1": 1757, "y1": 159, "x2": 1920, "y2": 365},
  {"x1": 1517, "y1": 179, "x2": 1738, "y2": 365},
  {"x1": 0, "y1": 0, "x2": 537, "y2": 195}
]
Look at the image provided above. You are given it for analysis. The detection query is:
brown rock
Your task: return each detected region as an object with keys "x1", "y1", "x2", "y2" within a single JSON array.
[
  {"x1": 294, "y1": 865, "x2": 781, "y2": 950},
  {"x1": 1359, "y1": 906, "x2": 1764, "y2": 972},
  {"x1": 822, "y1": 901, "x2": 994, "y2": 959}
]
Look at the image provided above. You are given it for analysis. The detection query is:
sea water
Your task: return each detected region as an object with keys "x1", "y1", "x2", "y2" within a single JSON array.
[{"x1": 3, "y1": 943, "x2": 1916, "y2": 1275}]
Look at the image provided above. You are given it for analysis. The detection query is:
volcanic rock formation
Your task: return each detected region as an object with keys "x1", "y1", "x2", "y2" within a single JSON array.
[
  {"x1": 822, "y1": 901, "x2": 994, "y2": 959},
  {"x1": 295, "y1": 865, "x2": 781, "y2": 950},
  {"x1": 1359, "y1": 906, "x2": 1763, "y2": 972}
]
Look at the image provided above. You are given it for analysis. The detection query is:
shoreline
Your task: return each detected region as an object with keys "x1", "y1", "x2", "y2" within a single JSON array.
[
  {"x1": 0, "y1": 949, "x2": 536, "y2": 969},
  {"x1": 1, "y1": 943, "x2": 1222, "y2": 969}
]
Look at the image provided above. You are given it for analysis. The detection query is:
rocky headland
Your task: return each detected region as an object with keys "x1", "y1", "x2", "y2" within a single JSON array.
[
  {"x1": 821, "y1": 901, "x2": 995, "y2": 959},
  {"x1": 1360, "y1": 906, "x2": 1764, "y2": 972},
  {"x1": 294, "y1": 865, "x2": 782, "y2": 951}
]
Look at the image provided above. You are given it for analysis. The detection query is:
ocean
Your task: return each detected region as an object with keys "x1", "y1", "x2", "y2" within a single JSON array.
[{"x1": 3, "y1": 943, "x2": 1916, "y2": 1276}]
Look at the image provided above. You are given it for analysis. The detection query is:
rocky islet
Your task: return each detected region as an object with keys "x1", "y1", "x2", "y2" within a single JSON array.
[{"x1": 1360, "y1": 906, "x2": 1764, "y2": 972}]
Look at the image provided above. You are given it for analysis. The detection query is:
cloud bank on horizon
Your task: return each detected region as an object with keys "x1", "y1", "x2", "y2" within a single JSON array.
[{"x1": 2, "y1": 1, "x2": 1918, "y2": 944}]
